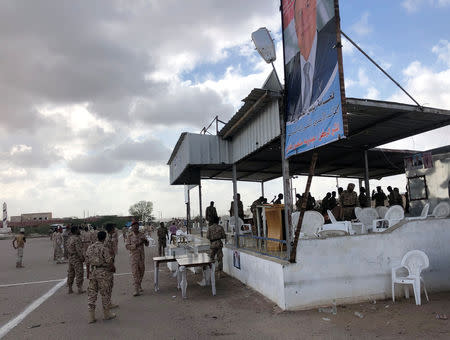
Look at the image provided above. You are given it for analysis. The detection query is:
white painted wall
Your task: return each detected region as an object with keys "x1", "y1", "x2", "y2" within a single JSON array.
[
  {"x1": 223, "y1": 218, "x2": 450, "y2": 311},
  {"x1": 223, "y1": 247, "x2": 286, "y2": 308}
]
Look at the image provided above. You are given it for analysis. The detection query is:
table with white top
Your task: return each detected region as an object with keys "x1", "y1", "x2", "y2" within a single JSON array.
[{"x1": 176, "y1": 253, "x2": 216, "y2": 299}]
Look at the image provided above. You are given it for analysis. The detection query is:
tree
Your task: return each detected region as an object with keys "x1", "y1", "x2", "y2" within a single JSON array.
[{"x1": 128, "y1": 201, "x2": 154, "y2": 223}]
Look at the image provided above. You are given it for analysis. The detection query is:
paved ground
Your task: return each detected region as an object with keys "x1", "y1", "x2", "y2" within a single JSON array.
[{"x1": 0, "y1": 235, "x2": 449, "y2": 339}]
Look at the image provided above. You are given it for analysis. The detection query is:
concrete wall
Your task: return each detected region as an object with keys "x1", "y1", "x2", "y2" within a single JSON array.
[
  {"x1": 223, "y1": 247, "x2": 286, "y2": 308},
  {"x1": 223, "y1": 218, "x2": 450, "y2": 311}
]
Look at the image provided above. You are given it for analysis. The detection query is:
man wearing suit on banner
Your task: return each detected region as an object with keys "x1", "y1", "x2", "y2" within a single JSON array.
[{"x1": 285, "y1": 0, "x2": 338, "y2": 122}]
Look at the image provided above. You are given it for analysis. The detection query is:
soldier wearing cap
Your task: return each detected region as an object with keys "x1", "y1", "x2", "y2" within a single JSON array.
[
  {"x1": 339, "y1": 183, "x2": 359, "y2": 220},
  {"x1": 206, "y1": 215, "x2": 226, "y2": 277},
  {"x1": 86, "y1": 230, "x2": 116, "y2": 323},
  {"x1": 67, "y1": 226, "x2": 85, "y2": 294},
  {"x1": 12, "y1": 228, "x2": 26, "y2": 268},
  {"x1": 53, "y1": 226, "x2": 64, "y2": 264},
  {"x1": 125, "y1": 220, "x2": 149, "y2": 296}
]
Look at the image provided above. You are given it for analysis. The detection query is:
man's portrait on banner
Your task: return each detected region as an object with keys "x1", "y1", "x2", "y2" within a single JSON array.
[{"x1": 284, "y1": 0, "x2": 338, "y2": 122}]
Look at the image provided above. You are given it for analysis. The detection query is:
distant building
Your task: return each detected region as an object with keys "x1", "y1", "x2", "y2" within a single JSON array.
[{"x1": 11, "y1": 212, "x2": 52, "y2": 222}]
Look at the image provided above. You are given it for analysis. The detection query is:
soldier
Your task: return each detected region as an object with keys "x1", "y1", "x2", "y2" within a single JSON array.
[
  {"x1": 229, "y1": 193, "x2": 244, "y2": 220},
  {"x1": 85, "y1": 230, "x2": 116, "y2": 323},
  {"x1": 125, "y1": 221, "x2": 149, "y2": 296},
  {"x1": 372, "y1": 186, "x2": 387, "y2": 207},
  {"x1": 205, "y1": 201, "x2": 218, "y2": 226},
  {"x1": 122, "y1": 225, "x2": 128, "y2": 244},
  {"x1": 104, "y1": 223, "x2": 119, "y2": 309},
  {"x1": 359, "y1": 187, "x2": 369, "y2": 208},
  {"x1": 53, "y1": 226, "x2": 64, "y2": 264},
  {"x1": 12, "y1": 228, "x2": 26, "y2": 268},
  {"x1": 274, "y1": 193, "x2": 283, "y2": 204},
  {"x1": 339, "y1": 183, "x2": 359, "y2": 220},
  {"x1": 250, "y1": 196, "x2": 265, "y2": 235},
  {"x1": 295, "y1": 193, "x2": 303, "y2": 211},
  {"x1": 90, "y1": 225, "x2": 98, "y2": 244},
  {"x1": 206, "y1": 215, "x2": 226, "y2": 277},
  {"x1": 321, "y1": 193, "x2": 331, "y2": 214},
  {"x1": 67, "y1": 226, "x2": 85, "y2": 294},
  {"x1": 157, "y1": 222, "x2": 168, "y2": 256},
  {"x1": 81, "y1": 226, "x2": 91, "y2": 278},
  {"x1": 62, "y1": 226, "x2": 70, "y2": 260}
]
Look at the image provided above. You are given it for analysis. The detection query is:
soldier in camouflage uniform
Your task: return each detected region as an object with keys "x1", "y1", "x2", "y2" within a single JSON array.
[
  {"x1": 67, "y1": 226, "x2": 85, "y2": 294},
  {"x1": 53, "y1": 227, "x2": 64, "y2": 264},
  {"x1": 339, "y1": 183, "x2": 359, "y2": 221},
  {"x1": 80, "y1": 226, "x2": 91, "y2": 278},
  {"x1": 157, "y1": 222, "x2": 168, "y2": 256},
  {"x1": 206, "y1": 215, "x2": 226, "y2": 276},
  {"x1": 86, "y1": 230, "x2": 116, "y2": 323},
  {"x1": 104, "y1": 223, "x2": 119, "y2": 309},
  {"x1": 125, "y1": 221, "x2": 149, "y2": 296}
]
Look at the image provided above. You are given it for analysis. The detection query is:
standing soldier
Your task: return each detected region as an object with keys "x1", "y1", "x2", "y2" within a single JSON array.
[
  {"x1": 125, "y1": 221, "x2": 149, "y2": 296},
  {"x1": 81, "y1": 226, "x2": 91, "y2": 278},
  {"x1": 62, "y1": 226, "x2": 70, "y2": 261},
  {"x1": 53, "y1": 226, "x2": 64, "y2": 264},
  {"x1": 90, "y1": 225, "x2": 98, "y2": 244},
  {"x1": 104, "y1": 223, "x2": 119, "y2": 309},
  {"x1": 339, "y1": 183, "x2": 359, "y2": 220},
  {"x1": 67, "y1": 226, "x2": 85, "y2": 294},
  {"x1": 206, "y1": 215, "x2": 226, "y2": 277},
  {"x1": 122, "y1": 225, "x2": 128, "y2": 244},
  {"x1": 12, "y1": 228, "x2": 26, "y2": 268},
  {"x1": 157, "y1": 222, "x2": 168, "y2": 256},
  {"x1": 85, "y1": 230, "x2": 116, "y2": 323},
  {"x1": 205, "y1": 201, "x2": 218, "y2": 226}
]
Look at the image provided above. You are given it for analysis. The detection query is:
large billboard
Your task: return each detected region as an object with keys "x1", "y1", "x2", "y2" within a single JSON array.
[{"x1": 282, "y1": 0, "x2": 346, "y2": 158}]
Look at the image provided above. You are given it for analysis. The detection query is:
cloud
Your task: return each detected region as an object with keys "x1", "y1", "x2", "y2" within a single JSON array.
[
  {"x1": 351, "y1": 12, "x2": 372, "y2": 36},
  {"x1": 432, "y1": 40, "x2": 450, "y2": 67},
  {"x1": 402, "y1": 0, "x2": 450, "y2": 12}
]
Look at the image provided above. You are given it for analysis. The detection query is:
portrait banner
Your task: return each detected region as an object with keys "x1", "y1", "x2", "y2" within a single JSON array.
[{"x1": 281, "y1": 0, "x2": 346, "y2": 158}]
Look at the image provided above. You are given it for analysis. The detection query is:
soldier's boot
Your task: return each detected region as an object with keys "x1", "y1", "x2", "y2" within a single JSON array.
[
  {"x1": 77, "y1": 286, "x2": 86, "y2": 294},
  {"x1": 133, "y1": 289, "x2": 140, "y2": 296},
  {"x1": 88, "y1": 309, "x2": 96, "y2": 324},
  {"x1": 16, "y1": 262, "x2": 20, "y2": 268},
  {"x1": 139, "y1": 286, "x2": 144, "y2": 293},
  {"x1": 109, "y1": 302, "x2": 119, "y2": 309},
  {"x1": 68, "y1": 286, "x2": 74, "y2": 294},
  {"x1": 103, "y1": 308, "x2": 116, "y2": 320}
]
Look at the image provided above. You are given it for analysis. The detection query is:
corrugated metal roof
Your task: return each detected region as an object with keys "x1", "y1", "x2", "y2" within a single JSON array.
[{"x1": 218, "y1": 88, "x2": 282, "y2": 138}]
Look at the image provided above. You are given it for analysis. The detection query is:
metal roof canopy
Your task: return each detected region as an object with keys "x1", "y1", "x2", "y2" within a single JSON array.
[{"x1": 168, "y1": 95, "x2": 450, "y2": 184}]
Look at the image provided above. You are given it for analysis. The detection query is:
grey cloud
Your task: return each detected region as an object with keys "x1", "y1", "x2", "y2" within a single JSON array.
[
  {"x1": 133, "y1": 87, "x2": 234, "y2": 126},
  {"x1": 68, "y1": 154, "x2": 125, "y2": 174},
  {"x1": 112, "y1": 138, "x2": 171, "y2": 162}
]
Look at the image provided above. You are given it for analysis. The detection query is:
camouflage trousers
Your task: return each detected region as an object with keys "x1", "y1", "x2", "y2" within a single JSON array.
[
  {"x1": 88, "y1": 268, "x2": 113, "y2": 311},
  {"x1": 54, "y1": 246, "x2": 63, "y2": 261},
  {"x1": 209, "y1": 241, "x2": 223, "y2": 271},
  {"x1": 67, "y1": 258, "x2": 84, "y2": 288},
  {"x1": 158, "y1": 238, "x2": 166, "y2": 256},
  {"x1": 16, "y1": 247, "x2": 24, "y2": 266},
  {"x1": 130, "y1": 253, "x2": 145, "y2": 290}
]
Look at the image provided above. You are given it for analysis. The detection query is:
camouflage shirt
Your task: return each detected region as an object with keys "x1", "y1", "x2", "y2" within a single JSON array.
[
  {"x1": 206, "y1": 223, "x2": 226, "y2": 242},
  {"x1": 339, "y1": 190, "x2": 358, "y2": 207},
  {"x1": 67, "y1": 234, "x2": 84, "y2": 260},
  {"x1": 85, "y1": 241, "x2": 113, "y2": 268}
]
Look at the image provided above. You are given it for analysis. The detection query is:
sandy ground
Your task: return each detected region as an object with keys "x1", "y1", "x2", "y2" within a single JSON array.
[{"x1": 0, "y1": 235, "x2": 449, "y2": 340}]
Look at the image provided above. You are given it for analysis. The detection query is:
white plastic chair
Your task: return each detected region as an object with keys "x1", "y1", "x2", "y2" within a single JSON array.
[
  {"x1": 406, "y1": 203, "x2": 430, "y2": 221},
  {"x1": 392, "y1": 250, "x2": 429, "y2": 305},
  {"x1": 431, "y1": 201, "x2": 450, "y2": 218},
  {"x1": 229, "y1": 217, "x2": 251, "y2": 234},
  {"x1": 372, "y1": 205, "x2": 405, "y2": 232},
  {"x1": 359, "y1": 208, "x2": 379, "y2": 232},
  {"x1": 319, "y1": 210, "x2": 353, "y2": 237},
  {"x1": 354, "y1": 207, "x2": 362, "y2": 220},
  {"x1": 376, "y1": 206, "x2": 388, "y2": 219},
  {"x1": 292, "y1": 211, "x2": 324, "y2": 238}
]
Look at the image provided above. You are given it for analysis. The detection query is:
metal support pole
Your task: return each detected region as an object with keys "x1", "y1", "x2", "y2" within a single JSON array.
[
  {"x1": 198, "y1": 182, "x2": 203, "y2": 238},
  {"x1": 279, "y1": 108, "x2": 292, "y2": 258},
  {"x1": 261, "y1": 181, "x2": 265, "y2": 198},
  {"x1": 232, "y1": 164, "x2": 239, "y2": 248},
  {"x1": 290, "y1": 152, "x2": 318, "y2": 263},
  {"x1": 364, "y1": 150, "x2": 371, "y2": 206},
  {"x1": 186, "y1": 189, "x2": 191, "y2": 234}
]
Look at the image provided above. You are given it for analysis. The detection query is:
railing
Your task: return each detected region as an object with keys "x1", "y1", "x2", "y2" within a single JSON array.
[{"x1": 236, "y1": 234, "x2": 288, "y2": 260}]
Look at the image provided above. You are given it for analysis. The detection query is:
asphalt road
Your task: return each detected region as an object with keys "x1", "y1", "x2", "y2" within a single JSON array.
[{"x1": 0, "y1": 235, "x2": 449, "y2": 340}]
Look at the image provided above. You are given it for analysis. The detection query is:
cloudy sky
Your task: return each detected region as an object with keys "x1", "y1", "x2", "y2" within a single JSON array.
[{"x1": 1, "y1": 0, "x2": 449, "y2": 219}]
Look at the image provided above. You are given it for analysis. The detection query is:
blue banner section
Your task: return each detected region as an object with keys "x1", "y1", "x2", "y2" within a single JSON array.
[{"x1": 285, "y1": 71, "x2": 344, "y2": 157}]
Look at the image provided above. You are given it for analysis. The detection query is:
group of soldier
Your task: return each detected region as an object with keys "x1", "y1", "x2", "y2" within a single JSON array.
[{"x1": 48, "y1": 220, "x2": 151, "y2": 323}]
